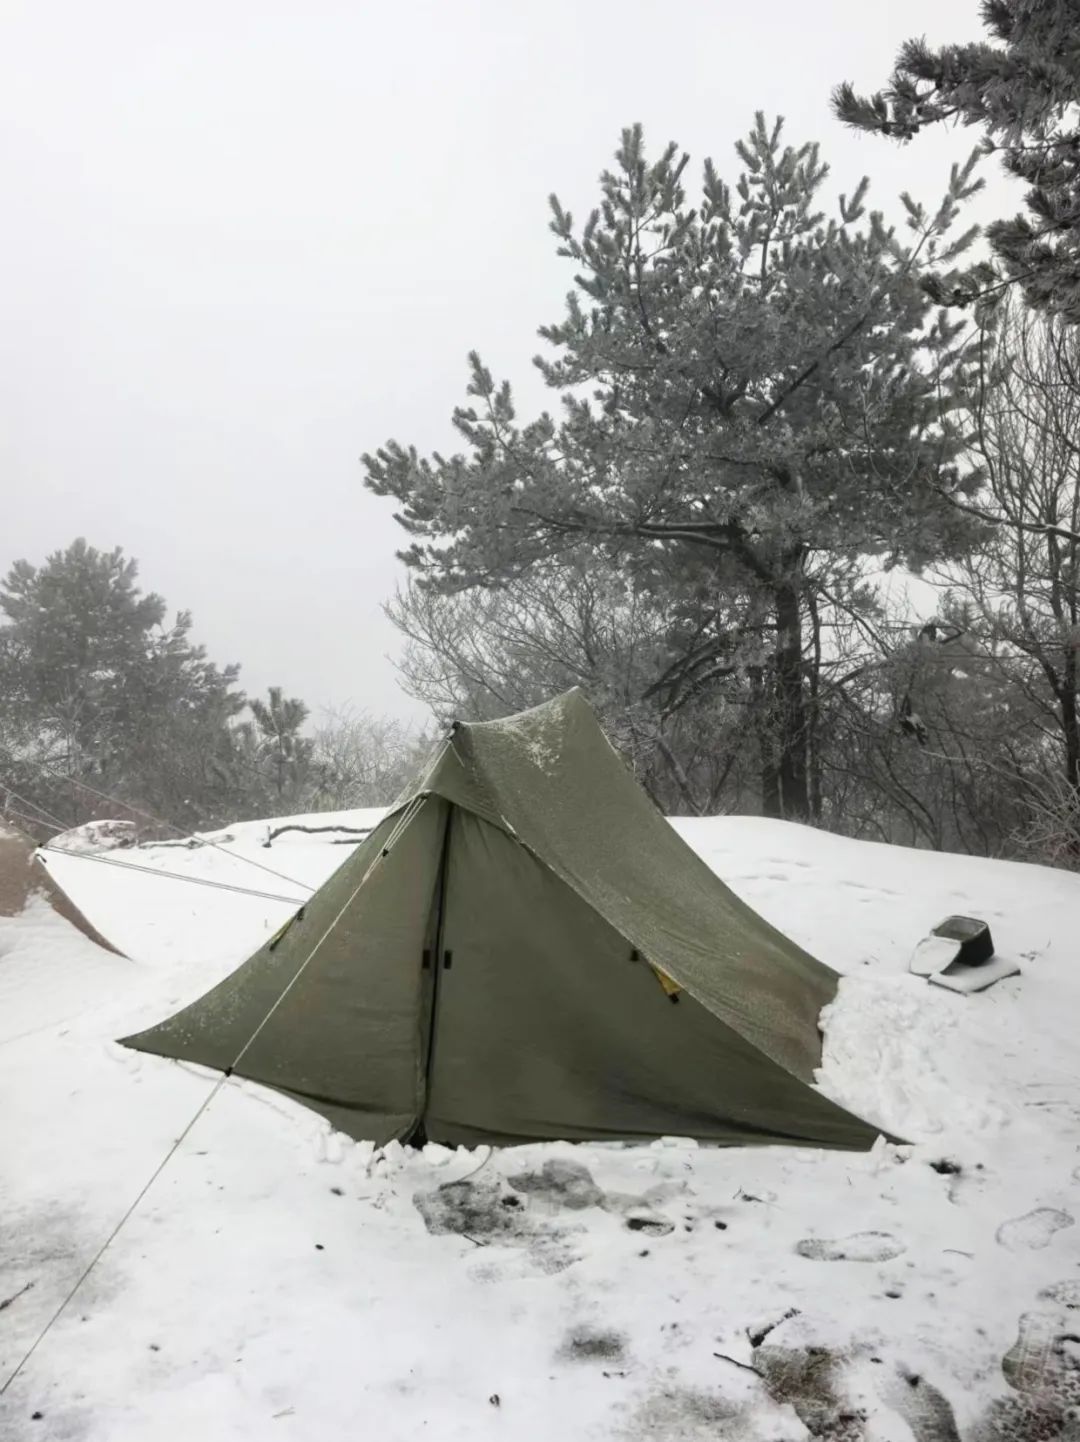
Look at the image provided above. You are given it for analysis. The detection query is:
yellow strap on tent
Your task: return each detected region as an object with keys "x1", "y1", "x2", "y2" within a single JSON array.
[
  {"x1": 630, "y1": 944, "x2": 683, "y2": 999},
  {"x1": 652, "y1": 964, "x2": 683, "y2": 998}
]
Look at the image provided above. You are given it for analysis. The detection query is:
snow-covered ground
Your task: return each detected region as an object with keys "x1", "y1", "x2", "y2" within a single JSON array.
[
  {"x1": 2, "y1": 814, "x2": 1079, "y2": 1441},
  {"x1": 34, "y1": 808, "x2": 385, "y2": 969}
]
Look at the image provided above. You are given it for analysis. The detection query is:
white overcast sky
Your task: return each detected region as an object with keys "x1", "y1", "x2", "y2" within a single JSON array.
[{"x1": 0, "y1": 0, "x2": 1018, "y2": 720}]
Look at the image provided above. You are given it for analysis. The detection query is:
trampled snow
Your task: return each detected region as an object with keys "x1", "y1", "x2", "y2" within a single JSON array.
[{"x1": 1, "y1": 813, "x2": 1078, "y2": 1440}]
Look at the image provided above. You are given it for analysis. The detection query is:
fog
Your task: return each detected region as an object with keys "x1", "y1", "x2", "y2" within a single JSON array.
[{"x1": 1, "y1": 0, "x2": 1015, "y2": 718}]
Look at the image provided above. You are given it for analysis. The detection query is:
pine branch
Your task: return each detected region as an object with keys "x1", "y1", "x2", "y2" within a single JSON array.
[{"x1": 930, "y1": 485, "x2": 1080, "y2": 546}]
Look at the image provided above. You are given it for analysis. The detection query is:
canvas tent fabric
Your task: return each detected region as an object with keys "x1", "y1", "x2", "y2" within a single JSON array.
[
  {"x1": 0, "y1": 822, "x2": 123, "y2": 954},
  {"x1": 122, "y1": 691, "x2": 879, "y2": 1151}
]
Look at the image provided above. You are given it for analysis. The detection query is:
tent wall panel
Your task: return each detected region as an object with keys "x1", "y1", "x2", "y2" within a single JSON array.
[
  {"x1": 425, "y1": 810, "x2": 874, "y2": 1150},
  {"x1": 125, "y1": 799, "x2": 449, "y2": 1144}
]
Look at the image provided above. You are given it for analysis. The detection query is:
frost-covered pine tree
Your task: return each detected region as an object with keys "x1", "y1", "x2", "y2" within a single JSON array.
[
  {"x1": 835, "y1": 0, "x2": 1080, "y2": 321},
  {"x1": 0, "y1": 540, "x2": 247, "y2": 829},
  {"x1": 365, "y1": 119, "x2": 984, "y2": 820},
  {"x1": 247, "y1": 686, "x2": 314, "y2": 810}
]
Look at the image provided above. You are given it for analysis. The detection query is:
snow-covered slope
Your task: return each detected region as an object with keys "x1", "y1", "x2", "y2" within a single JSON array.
[{"x1": 1, "y1": 815, "x2": 1078, "y2": 1441}]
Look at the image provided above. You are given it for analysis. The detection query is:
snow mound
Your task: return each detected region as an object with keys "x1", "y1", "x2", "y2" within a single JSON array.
[
  {"x1": 817, "y1": 974, "x2": 1011, "y2": 1144},
  {"x1": 47, "y1": 818, "x2": 139, "y2": 853}
]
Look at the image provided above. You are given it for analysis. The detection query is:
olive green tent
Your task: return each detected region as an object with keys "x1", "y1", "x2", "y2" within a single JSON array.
[{"x1": 122, "y1": 690, "x2": 878, "y2": 1151}]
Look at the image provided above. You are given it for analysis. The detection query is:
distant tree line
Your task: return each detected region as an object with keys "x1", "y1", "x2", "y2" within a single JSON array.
[
  {"x1": 0, "y1": 539, "x2": 426, "y2": 841},
  {"x1": 366, "y1": 1, "x2": 1080, "y2": 870}
]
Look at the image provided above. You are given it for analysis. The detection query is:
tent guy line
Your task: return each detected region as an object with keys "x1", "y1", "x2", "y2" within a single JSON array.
[
  {"x1": 2, "y1": 761, "x2": 316, "y2": 895},
  {"x1": 0, "y1": 776, "x2": 440, "y2": 1401},
  {"x1": 36, "y1": 846, "x2": 310, "y2": 907},
  {"x1": 1, "y1": 782, "x2": 75, "y2": 840},
  {"x1": 4, "y1": 805, "x2": 66, "y2": 845},
  {"x1": 225, "y1": 790, "x2": 432, "y2": 1077},
  {"x1": 0, "y1": 1067, "x2": 229, "y2": 1399}
]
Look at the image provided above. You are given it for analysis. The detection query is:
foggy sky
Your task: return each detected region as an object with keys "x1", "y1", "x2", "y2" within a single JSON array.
[{"x1": 1, "y1": 0, "x2": 1018, "y2": 721}]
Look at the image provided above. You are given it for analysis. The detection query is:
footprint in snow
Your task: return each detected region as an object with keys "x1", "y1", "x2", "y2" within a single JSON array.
[
  {"x1": 880, "y1": 1366, "x2": 961, "y2": 1442},
  {"x1": 995, "y1": 1208, "x2": 1074, "y2": 1252},
  {"x1": 1002, "y1": 1311, "x2": 1057, "y2": 1394},
  {"x1": 1001, "y1": 1309, "x2": 1080, "y2": 1402},
  {"x1": 795, "y1": 1230, "x2": 905, "y2": 1263}
]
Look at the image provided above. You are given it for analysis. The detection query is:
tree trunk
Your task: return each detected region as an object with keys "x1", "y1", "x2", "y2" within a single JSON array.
[
  {"x1": 806, "y1": 590, "x2": 824, "y2": 824},
  {"x1": 748, "y1": 664, "x2": 782, "y2": 818},
  {"x1": 654, "y1": 733, "x2": 703, "y2": 816},
  {"x1": 774, "y1": 579, "x2": 811, "y2": 822},
  {"x1": 1059, "y1": 670, "x2": 1080, "y2": 855},
  {"x1": 760, "y1": 747, "x2": 782, "y2": 819}
]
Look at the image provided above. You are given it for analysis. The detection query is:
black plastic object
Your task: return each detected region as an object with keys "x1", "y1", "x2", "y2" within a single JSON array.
[{"x1": 930, "y1": 915, "x2": 995, "y2": 967}]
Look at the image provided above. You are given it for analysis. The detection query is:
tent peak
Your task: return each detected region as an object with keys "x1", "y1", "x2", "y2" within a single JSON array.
[{"x1": 452, "y1": 688, "x2": 588, "y2": 736}]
